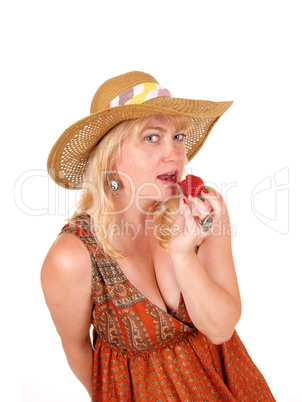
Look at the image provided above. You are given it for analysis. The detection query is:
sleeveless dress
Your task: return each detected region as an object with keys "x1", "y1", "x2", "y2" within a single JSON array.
[{"x1": 60, "y1": 214, "x2": 275, "y2": 402}]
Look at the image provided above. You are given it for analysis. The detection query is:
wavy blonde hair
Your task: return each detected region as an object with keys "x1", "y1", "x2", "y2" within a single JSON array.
[{"x1": 73, "y1": 114, "x2": 192, "y2": 259}]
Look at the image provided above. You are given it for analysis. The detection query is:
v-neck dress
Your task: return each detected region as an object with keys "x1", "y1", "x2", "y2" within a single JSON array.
[{"x1": 60, "y1": 214, "x2": 275, "y2": 401}]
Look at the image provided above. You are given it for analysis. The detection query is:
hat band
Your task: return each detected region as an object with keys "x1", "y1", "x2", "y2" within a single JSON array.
[{"x1": 105, "y1": 82, "x2": 172, "y2": 109}]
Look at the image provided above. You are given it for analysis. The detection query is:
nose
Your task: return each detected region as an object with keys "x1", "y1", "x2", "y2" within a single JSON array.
[{"x1": 162, "y1": 140, "x2": 183, "y2": 163}]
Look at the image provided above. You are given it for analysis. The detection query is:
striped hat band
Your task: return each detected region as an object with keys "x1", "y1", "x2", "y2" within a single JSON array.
[{"x1": 105, "y1": 82, "x2": 172, "y2": 109}]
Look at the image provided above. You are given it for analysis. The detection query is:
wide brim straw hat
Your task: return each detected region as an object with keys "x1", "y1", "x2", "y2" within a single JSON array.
[{"x1": 47, "y1": 71, "x2": 233, "y2": 189}]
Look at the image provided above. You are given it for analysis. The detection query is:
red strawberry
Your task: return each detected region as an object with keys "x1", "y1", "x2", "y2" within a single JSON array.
[{"x1": 178, "y1": 174, "x2": 208, "y2": 198}]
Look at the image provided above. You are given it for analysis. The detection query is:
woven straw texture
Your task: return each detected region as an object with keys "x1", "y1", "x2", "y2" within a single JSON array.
[{"x1": 47, "y1": 71, "x2": 233, "y2": 189}]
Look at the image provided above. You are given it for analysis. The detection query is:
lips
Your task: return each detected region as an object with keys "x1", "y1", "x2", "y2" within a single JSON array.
[{"x1": 157, "y1": 170, "x2": 178, "y2": 186}]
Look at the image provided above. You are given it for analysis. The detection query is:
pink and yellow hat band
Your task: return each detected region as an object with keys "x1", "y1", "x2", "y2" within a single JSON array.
[{"x1": 105, "y1": 82, "x2": 172, "y2": 109}]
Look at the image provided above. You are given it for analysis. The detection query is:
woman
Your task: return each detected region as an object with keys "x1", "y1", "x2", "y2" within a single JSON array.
[{"x1": 42, "y1": 71, "x2": 275, "y2": 401}]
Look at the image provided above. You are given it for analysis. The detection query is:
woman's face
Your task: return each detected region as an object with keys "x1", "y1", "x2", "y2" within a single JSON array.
[{"x1": 114, "y1": 117, "x2": 187, "y2": 206}]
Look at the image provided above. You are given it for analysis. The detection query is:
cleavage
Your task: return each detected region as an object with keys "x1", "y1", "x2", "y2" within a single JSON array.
[{"x1": 115, "y1": 246, "x2": 180, "y2": 313}]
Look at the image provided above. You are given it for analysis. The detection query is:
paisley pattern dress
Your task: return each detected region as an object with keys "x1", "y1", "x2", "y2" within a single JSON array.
[{"x1": 60, "y1": 214, "x2": 275, "y2": 401}]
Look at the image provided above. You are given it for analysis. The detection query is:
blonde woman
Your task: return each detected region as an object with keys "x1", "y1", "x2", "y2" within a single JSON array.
[{"x1": 42, "y1": 71, "x2": 275, "y2": 401}]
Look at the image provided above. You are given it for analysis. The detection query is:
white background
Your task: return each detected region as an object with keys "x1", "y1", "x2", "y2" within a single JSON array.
[{"x1": 1, "y1": 0, "x2": 301, "y2": 401}]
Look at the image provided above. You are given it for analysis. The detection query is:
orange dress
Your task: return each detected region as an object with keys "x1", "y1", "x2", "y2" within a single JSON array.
[{"x1": 60, "y1": 214, "x2": 275, "y2": 401}]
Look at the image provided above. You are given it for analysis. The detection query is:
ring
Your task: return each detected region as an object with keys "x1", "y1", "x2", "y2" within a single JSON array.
[{"x1": 198, "y1": 215, "x2": 213, "y2": 232}]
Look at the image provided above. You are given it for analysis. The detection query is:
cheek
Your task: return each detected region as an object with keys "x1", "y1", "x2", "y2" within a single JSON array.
[
  {"x1": 116, "y1": 154, "x2": 149, "y2": 188},
  {"x1": 179, "y1": 148, "x2": 187, "y2": 167}
]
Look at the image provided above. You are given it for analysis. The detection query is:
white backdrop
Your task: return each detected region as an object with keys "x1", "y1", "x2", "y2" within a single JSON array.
[{"x1": 2, "y1": 0, "x2": 301, "y2": 401}]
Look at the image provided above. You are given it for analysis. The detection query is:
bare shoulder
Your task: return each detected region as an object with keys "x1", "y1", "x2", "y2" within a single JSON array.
[
  {"x1": 207, "y1": 187, "x2": 229, "y2": 219},
  {"x1": 41, "y1": 233, "x2": 92, "y2": 339},
  {"x1": 41, "y1": 233, "x2": 91, "y2": 280}
]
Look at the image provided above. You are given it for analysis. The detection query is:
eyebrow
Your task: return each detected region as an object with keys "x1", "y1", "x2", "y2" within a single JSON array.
[{"x1": 142, "y1": 126, "x2": 167, "y2": 132}]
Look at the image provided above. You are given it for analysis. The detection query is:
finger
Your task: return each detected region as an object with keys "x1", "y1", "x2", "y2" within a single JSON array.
[
  {"x1": 199, "y1": 191, "x2": 222, "y2": 215},
  {"x1": 189, "y1": 195, "x2": 210, "y2": 216},
  {"x1": 172, "y1": 199, "x2": 186, "y2": 234},
  {"x1": 176, "y1": 199, "x2": 185, "y2": 220},
  {"x1": 183, "y1": 198, "x2": 193, "y2": 216},
  {"x1": 183, "y1": 199, "x2": 201, "y2": 233},
  {"x1": 183, "y1": 199, "x2": 212, "y2": 241},
  {"x1": 179, "y1": 197, "x2": 185, "y2": 214}
]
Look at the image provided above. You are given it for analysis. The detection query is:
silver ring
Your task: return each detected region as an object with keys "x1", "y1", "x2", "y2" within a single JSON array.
[{"x1": 198, "y1": 214, "x2": 213, "y2": 232}]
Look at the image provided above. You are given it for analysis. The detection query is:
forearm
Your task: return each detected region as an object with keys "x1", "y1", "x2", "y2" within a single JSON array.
[
  {"x1": 62, "y1": 335, "x2": 94, "y2": 398},
  {"x1": 171, "y1": 251, "x2": 241, "y2": 344}
]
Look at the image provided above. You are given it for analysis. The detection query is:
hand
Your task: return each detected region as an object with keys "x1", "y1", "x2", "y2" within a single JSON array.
[{"x1": 169, "y1": 190, "x2": 222, "y2": 256}]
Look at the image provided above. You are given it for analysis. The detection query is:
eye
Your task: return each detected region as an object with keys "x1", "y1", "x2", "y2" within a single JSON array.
[
  {"x1": 144, "y1": 134, "x2": 160, "y2": 143},
  {"x1": 174, "y1": 133, "x2": 187, "y2": 141}
]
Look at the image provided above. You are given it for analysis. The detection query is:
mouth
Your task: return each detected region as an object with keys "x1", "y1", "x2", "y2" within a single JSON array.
[{"x1": 157, "y1": 170, "x2": 178, "y2": 187}]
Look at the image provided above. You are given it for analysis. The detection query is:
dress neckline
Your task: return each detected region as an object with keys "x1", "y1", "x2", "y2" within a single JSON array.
[
  {"x1": 112, "y1": 253, "x2": 184, "y2": 316},
  {"x1": 78, "y1": 213, "x2": 184, "y2": 316}
]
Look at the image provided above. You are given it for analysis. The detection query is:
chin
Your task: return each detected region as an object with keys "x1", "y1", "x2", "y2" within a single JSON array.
[{"x1": 161, "y1": 188, "x2": 179, "y2": 203}]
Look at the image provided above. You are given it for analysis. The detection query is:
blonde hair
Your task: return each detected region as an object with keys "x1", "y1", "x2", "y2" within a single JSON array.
[{"x1": 73, "y1": 114, "x2": 192, "y2": 258}]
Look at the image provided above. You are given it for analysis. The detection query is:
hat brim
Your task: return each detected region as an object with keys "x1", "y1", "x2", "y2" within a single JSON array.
[{"x1": 47, "y1": 97, "x2": 233, "y2": 189}]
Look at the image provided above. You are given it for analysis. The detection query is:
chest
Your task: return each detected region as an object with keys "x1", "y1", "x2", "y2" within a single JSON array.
[{"x1": 115, "y1": 240, "x2": 181, "y2": 313}]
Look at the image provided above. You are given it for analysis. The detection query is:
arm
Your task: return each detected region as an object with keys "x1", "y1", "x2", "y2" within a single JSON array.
[
  {"x1": 169, "y1": 189, "x2": 241, "y2": 345},
  {"x1": 41, "y1": 233, "x2": 93, "y2": 398}
]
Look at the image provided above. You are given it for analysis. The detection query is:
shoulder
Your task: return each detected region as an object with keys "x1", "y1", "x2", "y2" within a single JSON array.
[
  {"x1": 204, "y1": 187, "x2": 230, "y2": 222},
  {"x1": 208, "y1": 186, "x2": 226, "y2": 205},
  {"x1": 44, "y1": 214, "x2": 93, "y2": 270},
  {"x1": 44, "y1": 232, "x2": 91, "y2": 270},
  {"x1": 41, "y1": 233, "x2": 92, "y2": 340},
  {"x1": 41, "y1": 233, "x2": 91, "y2": 295}
]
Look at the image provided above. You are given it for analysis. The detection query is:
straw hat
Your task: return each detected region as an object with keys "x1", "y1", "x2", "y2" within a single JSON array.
[{"x1": 47, "y1": 71, "x2": 233, "y2": 189}]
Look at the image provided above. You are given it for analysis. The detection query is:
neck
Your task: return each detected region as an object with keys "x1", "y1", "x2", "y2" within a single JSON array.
[
  {"x1": 86, "y1": 191, "x2": 161, "y2": 245},
  {"x1": 113, "y1": 196, "x2": 155, "y2": 234},
  {"x1": 113, "y1": 188, "x2": 157, "y2": 220}
]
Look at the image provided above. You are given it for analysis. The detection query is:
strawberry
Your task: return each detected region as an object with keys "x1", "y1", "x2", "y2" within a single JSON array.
[{"x1": 178, "y1": 174, "x2": 209, "y2": 198}]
